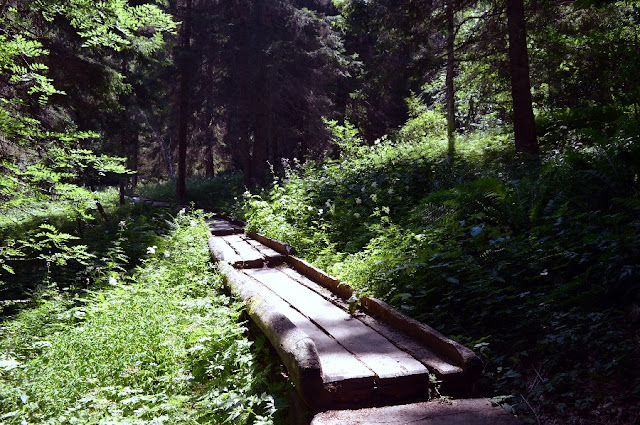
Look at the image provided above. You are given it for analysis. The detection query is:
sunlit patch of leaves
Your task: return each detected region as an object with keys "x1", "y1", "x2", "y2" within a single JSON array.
[{"x1": 0, "y1": 211, "x2": 285, "y2": 424}]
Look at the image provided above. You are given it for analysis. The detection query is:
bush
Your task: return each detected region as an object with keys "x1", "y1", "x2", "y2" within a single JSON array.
[{"x1": 241, "y1": 129, "x2": 640, "y2": 424}]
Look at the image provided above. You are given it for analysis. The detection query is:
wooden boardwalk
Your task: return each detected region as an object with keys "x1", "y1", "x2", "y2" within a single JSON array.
[{"x1": 207, "y1": 218, "x2": 520, "y2": 424}]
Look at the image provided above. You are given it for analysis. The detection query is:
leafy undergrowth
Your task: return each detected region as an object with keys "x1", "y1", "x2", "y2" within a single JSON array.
[
  {"x1": 0, "y1": 189, "x2": 174, "y2": 309},
  {"x1": 242, "y1": 124, "x2": 640, "y2": 424},
  {"x1": 0, "y1": 210, "x2": 286, "y2": 424}
]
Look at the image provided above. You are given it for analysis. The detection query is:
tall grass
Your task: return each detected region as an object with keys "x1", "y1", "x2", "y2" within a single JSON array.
[{"x1": 0, "y1": 211, "x2": 285, "y2": 424}]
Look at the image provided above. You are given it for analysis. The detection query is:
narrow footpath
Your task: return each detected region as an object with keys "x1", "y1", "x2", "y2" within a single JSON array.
[{"x1": 207, "y1": 218, "x2": 521, "y2": 425}]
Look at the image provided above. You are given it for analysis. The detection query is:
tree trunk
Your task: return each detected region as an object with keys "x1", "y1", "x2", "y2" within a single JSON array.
[
  {"x1": 119, "y1": 56, "x2": 128, "y2": 206},
  {"x1": 466, "y1": 97, "x2": 475, "y2": 131},
  {"x1": 445, "y1": 0, "x2": 456, "y2": 157},
  {"x1": 238, "y1": 81, "x2": 252, "y2": 187},
  {"x1": 205, "y1": 136, "x2": 215, "y2": 176},
  {"x1": 252, "y1": 87, "x2": 269, "y2": 186},
  {"x1": 175, "y1": 0, "x2": 192, "y2": 203},
  {"x1": 131, "y1": 136, "x2": 139, "y2": 189},
  {"x1": 506, "y1": 0, "x2": 539, "y2": 154}
]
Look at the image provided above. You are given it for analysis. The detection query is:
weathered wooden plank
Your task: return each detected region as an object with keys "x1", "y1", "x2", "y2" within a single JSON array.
[
  {"x1": 216, "y1": 261, "x2": 324, "y2": 409},
  {"x1": 221, "y1": 234, "x2": 261, "y2": 257},
  {"x1": 219, "y1": 235, "x2": 265, "y2": 268},
  {"x1": 311, "y1": 399, "x2": 522, "y2": 425},
  {"x1": 280, "y1": 267, "x2": 344, "y2": 305},
  {"x1": 287, "y1": 253, "x2": 481, "y2": 395},
  {"x1": 261, "y1": 290, "x2": 376, "y2": 385},
  {"x1": 360, "y1": 297, "x2": 482, "y2": 395},
  {"x1": 208, "y1": 236, "x2": 244, "y2": 265},
  {"x1": 244, "y1": 268, "x2": 429, "y2": 382},
  {"x1": 247, "y1": 231, "x2": 296, "y2": 255},
  {"x1": 207, "y1": 219, "x2": 242, "y2": 236},
  {"x1": 237, "y1": 270, "x2": 373, "y2": 384},
  {"x1": 245, "y1": 238, "x2": 286, "y2": 265},
  {"x1": 279, "y1": 268, "x2": 463, "y2": 377},
  {"x1": 287, "y1": 255, "x2": 354, "y2": 300}
]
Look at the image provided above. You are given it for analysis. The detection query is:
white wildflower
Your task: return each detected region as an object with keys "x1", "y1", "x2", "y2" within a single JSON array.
[
  {"x1": 147, "y1": 245, "x2": 157, "y2": 254},
  {"x1": 355, "y1": 197, "x2": 362, "y2": 205},
  {"x1": 108, "y1": 276, "x2": 118, "y2": 286},
  {"x1": 388, "y1": 188, "x2": 394, "y2": 195},
  {"x1": 0, "y1": 355, "x2": 20, "y2": 371}
]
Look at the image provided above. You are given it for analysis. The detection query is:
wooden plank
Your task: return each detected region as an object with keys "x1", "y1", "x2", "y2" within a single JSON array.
[
  {"x1": 245, "y1": 238, "x2": 286, "y2": 264},
  {"x1": 280, "y1": 267, "x2": 345, "y2": 304},
  {"x1": 360, "y1": 296, "x2": 482, "y2": 394},
  {"x1": 356, "y1": 314, "x2": 462, "y2": 376},
  {"x1": 217, "y1": 262, "x2": 324, "y2": 409},
  {"x1": 287, "y1": 256, "x2": 354, "y2": 300},
  {"x1": 235, "y1": 270, "x2": 374, "y2": 384},
  {"x1": 311, "y1": 399, "x2": 522, "y2": 425},
  {"x1": 247, "y1": 232, "x2": 296, "y2": 255},
  {"x1": 219, "y1": 262, "x2": 381, "y2": 407},
  {"x1": 208, "y1": 237, "x2": 244, "y2": 265},
  {"x1": 244, "y1": 268, "x2": 429, "y2": 381},
  {"x1": 279, "y1": 268, "x2": 462, "y2": 377},
  {"x1": 220, "y1": 234, "x2": 264, "y2": 268},
  {"x1": 207, "y1": 219, "x2": 242, "y2": 236},
  {"x1": 267, "y1": 294, "x2": 375, "y2": 384},
  {"x1": 285, "y1": 254, "x2": 481, "y2": 395}
]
